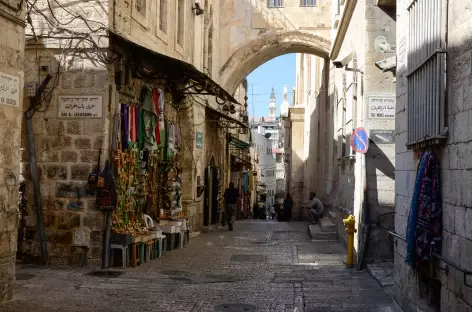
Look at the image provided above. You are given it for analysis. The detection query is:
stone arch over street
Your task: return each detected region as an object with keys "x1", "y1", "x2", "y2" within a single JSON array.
[{"x1": 219, "y1": 30, "x2": 331, "y2": 95}]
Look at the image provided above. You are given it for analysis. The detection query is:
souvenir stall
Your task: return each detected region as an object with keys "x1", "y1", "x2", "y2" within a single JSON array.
[{"x1": 106, "y1": 32, "x2": 245, "y2": 268}]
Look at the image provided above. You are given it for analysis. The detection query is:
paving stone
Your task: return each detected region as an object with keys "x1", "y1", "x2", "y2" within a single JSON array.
[{"x1": 1, "y1": 221, "x2": 399, "y2": 312}]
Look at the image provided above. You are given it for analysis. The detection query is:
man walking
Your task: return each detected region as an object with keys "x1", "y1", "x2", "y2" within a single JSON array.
[
  {"x1": 224, "y1": 181, "x2": 239, "y2": 231},
  {"x1": 302, "y1": 192, "x2": 324, "y2": 224}
]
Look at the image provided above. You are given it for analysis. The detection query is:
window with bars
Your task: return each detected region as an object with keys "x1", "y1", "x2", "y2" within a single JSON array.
[
  {"x1": 406, "y1": 0, "x2": 447, "y2": 148},
  {"x1": 301, "y1": 0, "x2": 316, "y2": 6},
  {"x1": 268, "y1": 0, "x2": 284, "y2": 8},
  {"x1": 177, "y1": 0, "x2": 184, "y2": 47},
  {"x1": 159, "y1": 0, "x2": 167, "y2": 33}
]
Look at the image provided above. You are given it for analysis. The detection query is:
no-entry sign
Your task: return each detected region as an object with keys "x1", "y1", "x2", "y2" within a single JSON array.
[{"x1": 350, "y1": 127, "x2": 369, "y2": 154}]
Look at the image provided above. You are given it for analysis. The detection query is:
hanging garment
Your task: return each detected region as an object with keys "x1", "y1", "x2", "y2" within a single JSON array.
[
  {"x1": 167, "y1": 123, "x2": 175, "y2": 159},
  {"x1": 152, "y1": 88, "x2": 161, "y2": 145},
  {"x1": 121, "y1": 104, "x2": 129, "y2": 151},
  {"x1": 415, "y1": 152, "x2": 441, "y2": 270},
  {"x1": 138, "y1": 107, "x2": 144, "y2": 149},
  {"x1": 158, "y1": 89, "x2": 166, "y2": 148},
  {"x1": 140, "y1": 86, "x2": 158, "y2": 150},
  {"x1": 129, "y1": 106, "x2": 136, "y2": 142},
  {"x1": 405, "y1": 152, "x2": 429, "y2": 265}
]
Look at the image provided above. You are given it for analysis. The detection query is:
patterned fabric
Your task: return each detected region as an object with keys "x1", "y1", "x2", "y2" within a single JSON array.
[
  {"x1": 405, "y1": 152, "x2": 428, "y2": 265},
  {"x1": 415, "y1": 152, "x2": 442, "y2": 270}
]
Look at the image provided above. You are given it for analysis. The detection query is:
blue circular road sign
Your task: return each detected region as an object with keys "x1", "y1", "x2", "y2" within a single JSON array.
[{"x1": 350, "y1": 127, "x2": 369, "y2": 154}]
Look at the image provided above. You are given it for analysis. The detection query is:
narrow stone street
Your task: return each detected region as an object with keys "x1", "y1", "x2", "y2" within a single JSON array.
[{"x1": 1, "y1": 221, "x2": 400, "y2": 312}]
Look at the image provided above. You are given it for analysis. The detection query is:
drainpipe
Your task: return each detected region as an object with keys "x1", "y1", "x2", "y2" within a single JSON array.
[{"x1": 25, "y1": 74, "x2": 52, "y2": 265}]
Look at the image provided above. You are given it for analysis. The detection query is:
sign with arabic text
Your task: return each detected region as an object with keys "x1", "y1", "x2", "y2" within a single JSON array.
[
  {"x1": 58, "y1": 95, "x2": 103, "y2": 118},
  {"x1": 368, "y1": 96, "x2": 395, "y2": 119},
  {"x1": 0, "y1": 72, "x2": 20, "y2": 107}
]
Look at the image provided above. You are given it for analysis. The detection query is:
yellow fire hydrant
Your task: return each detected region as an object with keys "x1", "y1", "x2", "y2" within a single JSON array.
[{"x1": 343, "y1": 215, "x2": 357, "y2": 268}]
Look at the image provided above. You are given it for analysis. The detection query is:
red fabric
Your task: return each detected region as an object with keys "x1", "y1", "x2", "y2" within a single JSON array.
[
  {"x1": 153, "y1": 88, "x2": 161, "y2": 145},
  {"x1": 130, "y1": 106, "x2": 136, "y2": 142}
]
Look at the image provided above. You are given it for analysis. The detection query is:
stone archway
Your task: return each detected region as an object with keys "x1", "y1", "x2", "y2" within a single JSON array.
[{"x1": 219, "y1": 31, "x2": 331, "y2": 94}]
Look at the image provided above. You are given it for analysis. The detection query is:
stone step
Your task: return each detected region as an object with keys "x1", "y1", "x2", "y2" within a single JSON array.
[
  {"x1": 327, "y1": 210, "x2": 337, "y2": 224},
  {"x1": 308, "y1": 224, "x2": 337, "y2": 241},
  {"x1": 319, "y1": 217, "x2": 337, "y2": 232}
]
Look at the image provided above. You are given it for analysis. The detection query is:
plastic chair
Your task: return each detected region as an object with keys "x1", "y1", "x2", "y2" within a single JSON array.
[{"x1": 110, "y1": 244, "x2": 129, "y2": 269}]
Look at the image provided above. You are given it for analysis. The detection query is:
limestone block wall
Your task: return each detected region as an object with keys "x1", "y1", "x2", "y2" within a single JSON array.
[
  {"x1": 287, "y1": 107, "x2": 305, "y2": 220},
  {"x1": 394, "y1": 0, "x2": 472, "y2": 311},
  {"x1": 0, "y1": 3, "x2": 26, "y2": 302},
  {"x1": 323, "y1": 0, "x2": 396, "y2": 260},
  {"x1": 21, "y1": 48, "x2": 110, "y2": 265}
]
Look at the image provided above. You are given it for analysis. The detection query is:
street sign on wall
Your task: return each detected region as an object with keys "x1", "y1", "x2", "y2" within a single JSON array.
[{"x1": 350, "y1": 127, "x2": 369, "y2": 154}]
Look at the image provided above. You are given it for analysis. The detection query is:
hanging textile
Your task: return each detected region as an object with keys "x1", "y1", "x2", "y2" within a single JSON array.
[
  {"x1": 129, "y1": 106, "x2": 136, "y2": 142},
  {"x1": 244, "y1": 172, "x2": 249, "y2": 193},
  {"x1": 140, "y1": 86, "x2": 158, "y2": 150},
  {"x1": 121, "y1": 104, "x2": 129, "y2": 151},
  {"x1": 405, "y1": 152, "x2": 429, "y2": 265},
  {"x1": 152, "y1": 88, "x2": 161, "y2": 145},
  {"x1": 415, "y1": 152, "x2": 442, "y2": 269},
  {"x1": 158, "y1": 88, "x2": 166, "y2": 148},
  {"x1": 138, "y1": 107, "x2": 144, "y2": 149},
  {"x1": 167, "y1": 123, "x2": 175, "y2": 159}
]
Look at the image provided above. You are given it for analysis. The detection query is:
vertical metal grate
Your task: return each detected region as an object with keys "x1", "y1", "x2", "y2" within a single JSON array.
[{"x1": 406, "y1": 0, "x2": 447, "y2": 149}]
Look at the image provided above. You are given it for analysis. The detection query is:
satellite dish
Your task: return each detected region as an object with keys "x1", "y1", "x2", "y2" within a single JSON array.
[{"x1": 264, "y1": 133, "x2": 272, "y2": 138}]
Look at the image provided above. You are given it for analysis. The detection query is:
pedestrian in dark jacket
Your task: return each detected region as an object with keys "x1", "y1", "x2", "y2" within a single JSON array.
[
  {"x1": 224, "y1": 182, "x2": 239, "y2": 231},
  {"x1": 283, "y1": 192, "x2": 293, "y2": 222}
]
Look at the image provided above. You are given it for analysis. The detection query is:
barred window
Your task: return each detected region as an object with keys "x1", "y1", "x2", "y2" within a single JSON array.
[
  {"x1": 301, "y1": 0, "x2": 316, "y2": 6},
  {"x1": 406, "y1": 0, "x2": 447, "y2": 148},
  {"x1": 268, "y1": 0, "x2": 284, "y2": 8}
]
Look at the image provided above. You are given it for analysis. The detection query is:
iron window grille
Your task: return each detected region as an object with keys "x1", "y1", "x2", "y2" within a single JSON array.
[{"x1": 406, "y1": 0, "x2": 448, "y2": 149}]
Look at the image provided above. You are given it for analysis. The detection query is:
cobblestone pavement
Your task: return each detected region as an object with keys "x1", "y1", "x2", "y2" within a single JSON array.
[{"x1": 0, "y1": 221, "x2": 401, "y2": 312}]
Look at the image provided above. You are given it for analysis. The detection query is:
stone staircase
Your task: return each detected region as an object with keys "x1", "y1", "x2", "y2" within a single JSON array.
[{"x1": 308, "y1": 216, "x2": 338, "y2": 242}]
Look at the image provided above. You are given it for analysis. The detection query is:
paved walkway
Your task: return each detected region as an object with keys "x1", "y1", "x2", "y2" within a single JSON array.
[{"x1": 0, "y1": 221, "x2": 401, "y2": 312}]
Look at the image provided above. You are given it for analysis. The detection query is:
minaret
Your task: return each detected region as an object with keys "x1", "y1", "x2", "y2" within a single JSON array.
[
  {"x1": 269, "y1": 87, "x2": 276, "y2": 118},
  {"x1": 280, "y1": 85, "x2": 290, "y2": 117}
]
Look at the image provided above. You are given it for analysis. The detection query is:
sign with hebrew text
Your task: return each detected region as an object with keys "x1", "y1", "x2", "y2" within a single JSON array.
[
  {"x1": 368, "y1": 96, "x2": 395, "y2": 119},
  {"x1": 0, "y1": 72, "x2": 20, "y2": 107},
  {"x1": 58, "y1": 95, "x2": 103, "y2": 118}
]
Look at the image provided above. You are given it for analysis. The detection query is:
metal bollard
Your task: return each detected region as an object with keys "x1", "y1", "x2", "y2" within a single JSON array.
[{"x1": 343, "y1": 215, "x2": 357, "y2": 268}]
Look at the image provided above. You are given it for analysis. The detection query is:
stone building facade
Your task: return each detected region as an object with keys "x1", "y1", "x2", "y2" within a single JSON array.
[
  {"x1": 0, "y1": 0, "x2": 25, "y2": 302},
  {"x1": 393, "y1": 0, "x2": 472, "y2": 311},
  {"x1": 18, "y1": 0, "x2": 250, "y2": 266}
]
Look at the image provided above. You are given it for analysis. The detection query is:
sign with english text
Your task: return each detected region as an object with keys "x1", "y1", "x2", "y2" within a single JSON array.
[
  {"x1": 368, "y1": 96, "x2": 395, "y2": 119},
  {"x1": 0, "y1": 72, "x2": 20, "y2": 107},
  {"x1": 58, "y1": 95, "x2": 103, "y2": 118}
]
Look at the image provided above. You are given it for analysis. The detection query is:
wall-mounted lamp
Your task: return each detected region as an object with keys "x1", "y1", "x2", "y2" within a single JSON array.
[{"x1": 193, "y1": 3, "x2": 204, "y2": 16}]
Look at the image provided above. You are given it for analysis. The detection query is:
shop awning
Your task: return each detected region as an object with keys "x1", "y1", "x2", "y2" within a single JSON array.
[
  {"x1": 109, "y1": 31, "x2": 240, "y2": 105},
  {"x1": 206, "y1": 106, "x2": 249, "y2": 129},
  {"x1": 228, "y1": 135, "x2": 250, "y2": 150},
  {"x1": 231, "y1": 154, "x2": 252, "y2": 167}
]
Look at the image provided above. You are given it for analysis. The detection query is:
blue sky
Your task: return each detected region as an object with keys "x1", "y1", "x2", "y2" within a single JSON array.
[{"x1": 246, "y1": 53, "x2": 296, "y2": 117}]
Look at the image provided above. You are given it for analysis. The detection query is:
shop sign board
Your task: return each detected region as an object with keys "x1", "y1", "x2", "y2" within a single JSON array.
[
  {"x1": 0, "y1": 71, "x2": 20, "y2": 107},
  {"x1": 368, "y1": 95, "x2": 395, "y2": 119},
  {"x1": 196, "y1": 132, "x2": 203, "y2": 148},
  {"x1": 58, "y1": 95, "x2": 103, "y2": 118},
  {"x1": 371, "y1": 130, "x2": 395, "y2": 144}
]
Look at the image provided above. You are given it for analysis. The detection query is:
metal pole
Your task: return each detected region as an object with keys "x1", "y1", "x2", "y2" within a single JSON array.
[
  {"x1": 25, "y1": 74, "x2": 52, "y2": 265},
  {"x1": 101, "y1": 210, "x2": 112, "y2": 269}
]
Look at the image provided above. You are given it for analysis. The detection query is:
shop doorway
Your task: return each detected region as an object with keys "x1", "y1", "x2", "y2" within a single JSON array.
[{"x1": 204, "y1": 166, "x2": 222, "y2": 226}]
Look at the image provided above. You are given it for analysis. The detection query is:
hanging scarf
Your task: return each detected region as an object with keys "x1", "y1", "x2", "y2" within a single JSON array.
[
  {"x1": 158, "y1": 89, "x2": 166, "y2": 148},
  {"x1": 140, "y1": 86, "x2": 158, "y2": 151},
  {"x1": 153, "y1": 89, "x2": 160, "y2": 145},
  {"x1": 415, "y1": 152, "x2": 441, "y2": 269},
  {"x1": 405, "y1": 152, "x2": 429, "y2": 265},
  {"x1": 121, "y1": 104, "x2": 129, "y2": 151}
]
